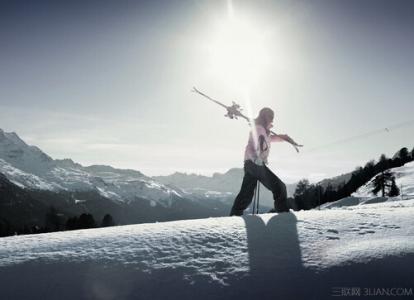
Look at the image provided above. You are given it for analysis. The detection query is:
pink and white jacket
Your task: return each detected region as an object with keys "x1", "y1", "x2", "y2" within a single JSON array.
[{"x1": 244, "y1": 124, "x2": 284, "y2": 165}]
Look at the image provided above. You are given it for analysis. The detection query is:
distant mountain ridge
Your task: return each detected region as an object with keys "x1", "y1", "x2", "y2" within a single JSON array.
[
  {"x1": 0, "y1": 128, "x2": 184, "y2": 204},
  {"x1": 1, "y1": 128, "x2": 411, "y2": 236},
  {"x1": 0, "y1": 129, "x2": 255, "y2": 202},
  {"x1": 153, "y1": 169, "x2": 245, "y2": 193},
  {"x1": 0, "y1": 128, "x2": 297, "y2": 211},
  {"x1": 0, "y1": 128, "x2": 237, "y2": 234},
  {"x1": 154, "y1": 168, "x2": 298, "y2": 208}
]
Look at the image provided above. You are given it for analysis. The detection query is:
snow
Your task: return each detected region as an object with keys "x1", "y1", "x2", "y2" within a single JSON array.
[
  {"x1": 1, "y1": 200, "x2": 413, "y2": 299},
  {"x1": 319, "y1": 161, "x2": 414, "y2": 210},
  {"x1": 1, "y1": 129, "x2": 413, "y2": 298},
  {"x1": 354, "y1": 161, "x2": 414, "y2": 198},
  {"x1": 74, "y1": 199, "x2": 87, "y2": 204},
  {"x1": 182, "y1": 187, "x2": 233, "y2": 198},
  {"x1": 0, "y1": 159, "x2": 63, "y2": 191},
  {"x1": 0, "y1": 129, "x2": 186, "y2": 204}
]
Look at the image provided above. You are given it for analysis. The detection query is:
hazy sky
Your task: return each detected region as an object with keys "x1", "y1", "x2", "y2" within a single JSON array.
[{"x1": 1, "y1": 0, "x2": 413, "y2": 182}]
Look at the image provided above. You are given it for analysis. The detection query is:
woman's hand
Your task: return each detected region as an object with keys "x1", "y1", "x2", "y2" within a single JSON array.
[
  {"x1": 280, "y1": 134, "x2": 303, "y2": 147},
  {"x1": 271, "y1": 134, "x2": 303, "y2": 152}
]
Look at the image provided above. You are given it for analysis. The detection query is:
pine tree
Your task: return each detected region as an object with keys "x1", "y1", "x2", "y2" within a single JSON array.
[
  {"x1": 398, "y1": 147, "x2": 409, "y2": 162},
  {"x1": 294, "y1": 179, "x2": 310, "y2": 198},
  {"x1": 378, "y1": 154, "x2": 390, "y2": 170},
  {"x1": 45, "y1": 206, "x2": 61, "y2": 231},
  {"x1": 388, "y1": 178, "x2": 400, "y2": 197},
  {"x1": 78, "y1": 213, "x2": 96, "y2": 229},
  {"x1": 364, "y1": 160, "x2": 376, "y2": 177},
  {"x1": 101, "y1": 214, "x2": 115, "y2": 227},
  {"x1": 65, "y1": 216, "x2": 79, "y2": 230},
  {"x1": 371, "y1": 171, "x2": 394, "y2": 197}
]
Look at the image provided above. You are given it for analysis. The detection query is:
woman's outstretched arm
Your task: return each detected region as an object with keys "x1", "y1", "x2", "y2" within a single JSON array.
[{"x1": 271, "y1": 134, "x2": 303, "y2": 147}]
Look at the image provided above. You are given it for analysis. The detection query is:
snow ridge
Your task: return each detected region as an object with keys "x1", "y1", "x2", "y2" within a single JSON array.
[{"x1": 0, "y1": 200, "x2": 413, "y2": 299}]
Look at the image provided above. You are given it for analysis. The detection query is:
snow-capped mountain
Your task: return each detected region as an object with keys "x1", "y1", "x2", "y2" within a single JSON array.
[
  {"x1": 1, "y1": 200, "x2": 413, "y2": 300},
  {"x1": 0, "y1": 129, "x2": 242, "y2": 230},
  {"x1": 154, "y1": 168, "x2": 297, "y2": 208},
  {"x1": 0, "y1": 129, "x2": 185, "y2": 205},
  {"x1": 0, "y1": 128, "x2": 294, "y2": 213},
  {"x1": 0, "y1": 129, "x2": 54, "y2": 173},
  {"x1": 154, "y1": 169, "x2": 246, "y2": 194}
]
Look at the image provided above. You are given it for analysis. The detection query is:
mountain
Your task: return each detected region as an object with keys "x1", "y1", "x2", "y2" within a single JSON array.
[
  {"x1": 154, "y1": 168, "x2": 297, "y2": 208},
  {"x1": 154, "y1": 168, "x2": 245, "y2": 194},
  {"x1": 0, "y1": 128, "x2": 297, "y2": 216},
  {"x1": 3, "y1": 128, "x2": 408, "y2": 232},
  {"x1": 1, "y1": 201, "x2": 413, "y2": 299},
  {"x1": 317, "y1": 172, "x2": 353, "y2": 189},
  {"x1": 0, "y1": 172, "x2": 49, "y2": 230},
  {"x1": 0, "y1": 128, "x2": 188, "y2": 204},
  {"x1": 0, "y1": 129, "x2": 234, "y2": 233},
  {"x1": 0, "y1": 173, "x2": 232, "y2": 236}
]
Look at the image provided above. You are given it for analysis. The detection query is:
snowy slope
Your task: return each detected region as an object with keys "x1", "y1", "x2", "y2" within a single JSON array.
[
  {"x1": 321, "y1": 161, "x2": 414, "y2": 209},
  {"x1": 354, "y1": 161, "x2": 414, "y2": 198},
  {"x1": 1, "y1": 200, "x2": 413, "y2": 300}
]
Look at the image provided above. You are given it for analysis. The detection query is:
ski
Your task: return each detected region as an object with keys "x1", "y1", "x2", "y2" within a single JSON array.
[
  {"x1": 192, "y1": 87, "x2": 302, "y2": 153},
  {"x1": 192, "y1": 87, "x2": 250, "y2": 122}
]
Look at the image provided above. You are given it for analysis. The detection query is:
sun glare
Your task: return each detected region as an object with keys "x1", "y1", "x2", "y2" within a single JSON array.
[{"x1": 207, "y1": 14, "x2": 271, "y2": 89}]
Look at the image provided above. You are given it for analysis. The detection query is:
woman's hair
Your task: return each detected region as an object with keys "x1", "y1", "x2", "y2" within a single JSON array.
[{"x1": 255, "y1": 107, "x2": 274, "y2": 134}]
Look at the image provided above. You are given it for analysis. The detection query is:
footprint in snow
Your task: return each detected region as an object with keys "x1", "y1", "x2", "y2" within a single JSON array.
[
  {"x1": 326, "y1": 229, "x2": 340, "y2": 240},
  {"x1": 358, "y1": 230, "x2": 376, "y2": 235},
  {"x1": 383, "y1": 224, "x2": 401, "y2": 229}
]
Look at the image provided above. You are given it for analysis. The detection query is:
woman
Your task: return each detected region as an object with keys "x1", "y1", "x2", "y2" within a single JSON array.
[{"x1": 230, "y1": 107, "x2": 301, "y2": 216}]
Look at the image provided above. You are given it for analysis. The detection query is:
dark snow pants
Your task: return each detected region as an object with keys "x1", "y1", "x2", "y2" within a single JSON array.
[{"x1": 230, "y1": 160, "x2": 289, "y2": 216}]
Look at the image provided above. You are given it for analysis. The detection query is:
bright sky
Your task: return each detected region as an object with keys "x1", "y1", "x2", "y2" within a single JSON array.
[{"x1": 0, "y1": 0, "x2": 413, "y2": 183}]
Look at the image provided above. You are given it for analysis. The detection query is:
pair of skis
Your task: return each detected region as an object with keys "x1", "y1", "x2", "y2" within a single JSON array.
[{"x1": 192, "y1": 87, "x2": 303, "y2": 153}]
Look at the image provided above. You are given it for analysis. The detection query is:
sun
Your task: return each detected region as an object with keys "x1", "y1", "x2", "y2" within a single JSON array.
[{"x1": 206, "y1": 13, "x2": 271, "y2": 89}]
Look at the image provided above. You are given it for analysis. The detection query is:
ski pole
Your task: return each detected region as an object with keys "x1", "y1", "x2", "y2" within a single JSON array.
[
  {"x1": 256, "y1": 181, "x2": 260, "y2": 214},
  {"x1": 251, "y1": 181, "x2": 257, "y2": 215}
]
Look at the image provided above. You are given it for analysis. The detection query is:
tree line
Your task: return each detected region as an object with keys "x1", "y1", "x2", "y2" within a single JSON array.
[
  {"x1": 0, "y1": 209, "x2": 116, "y2": 237},
  {"x1": 291, "y1": 147, "x2": 413, "y2": 210}
]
